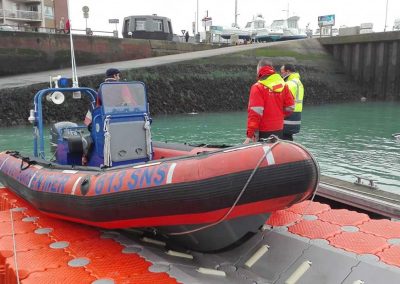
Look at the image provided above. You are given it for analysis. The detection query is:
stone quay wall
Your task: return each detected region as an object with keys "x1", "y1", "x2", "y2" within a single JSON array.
[
  {"x1": 0, "y1": 39, "x2": 366, "y2": 127},
  {"x1": 0, "y1": 31, "x2": 216, "y2": 76}
]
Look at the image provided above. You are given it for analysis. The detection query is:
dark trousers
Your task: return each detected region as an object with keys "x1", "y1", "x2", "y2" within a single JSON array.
[
  {"x1": 259, "y1": 130, "x2": 283, "y2": 140},
  {"x1": 282, "y1": 132, "x2": 293, "y2": 141}
]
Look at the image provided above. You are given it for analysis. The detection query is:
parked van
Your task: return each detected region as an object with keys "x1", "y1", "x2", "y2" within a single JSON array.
[{"x1": 122, "y1": 15, "x2": 173, "y2": 40}]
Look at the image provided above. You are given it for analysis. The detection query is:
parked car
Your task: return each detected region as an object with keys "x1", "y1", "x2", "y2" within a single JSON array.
[{"x1": 0, "y1": 25, "x2": 17, "y2": 31}]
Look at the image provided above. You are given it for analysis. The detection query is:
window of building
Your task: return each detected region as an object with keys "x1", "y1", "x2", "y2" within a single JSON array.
[
  {"x1": 29, "y1": 5, "x2": 39, "y2": 12},
  {"x1": 124, "y1": 19, "x2": 130, "y2": 34},
  {"x1": 254, "y1": 20, "x2": 265, "y2": 29},
  {"x1": 167, "y1": 20, "x2": 173, "y2": 34},
  {"x1": 153, "y1": 19, "x2": 163, "y2": 31},
  {"x1": 44, "y1": 6, "x2": 54, "y2": 19},
  {"x1": 287, "y1": 21, "x2": 297, "y2": 29},
  {"x1": 135, "y1": 19, "x2": 146, "y2": 31}
]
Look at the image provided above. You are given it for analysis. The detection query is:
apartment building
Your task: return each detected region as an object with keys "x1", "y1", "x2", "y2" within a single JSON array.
[{"x1": 0, "y1": 0, "x2": 67, "y2": 32}]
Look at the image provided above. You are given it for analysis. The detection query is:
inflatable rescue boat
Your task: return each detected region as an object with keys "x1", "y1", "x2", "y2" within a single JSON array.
[{"x1": 0, "y1": 81, "x2": 319, "y2": 251}]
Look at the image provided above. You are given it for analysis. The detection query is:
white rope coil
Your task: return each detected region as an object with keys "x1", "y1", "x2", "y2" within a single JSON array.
[
  {"x1": 144, "y1": 114, "x2": 152, "y2": 160},
  {"x1": 103, "y1": 116, "x2": 112, "y2": 167}
]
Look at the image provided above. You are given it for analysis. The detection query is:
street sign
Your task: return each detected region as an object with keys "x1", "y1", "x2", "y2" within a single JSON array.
[
  {"x1": 318, "y1": 15, "x2": 335, "y2": 27},
  {"x1": 82, "y1": 6, "x2": 89, "y2": 13},
  {"x1": 181, "y1": 29, "x2": 186, "y2": 35},
  {"x1": 202, "y1": 17, "x2": 212, "y2": 27},
  {"x1": 83, "y1": 12, "x2": 89, "y2": 19},
  {"x1": 108, "y1": 19, "x2": 119, "y2": 24}
]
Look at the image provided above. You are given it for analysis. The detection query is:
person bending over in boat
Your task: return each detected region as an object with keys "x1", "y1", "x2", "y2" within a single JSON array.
[{"x1": 244, "y1": 59, "x2": 294, "y2": 144}]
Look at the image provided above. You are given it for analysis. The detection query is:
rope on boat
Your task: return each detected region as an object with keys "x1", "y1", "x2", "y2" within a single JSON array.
[
  {"x1": 5, "y1": 151, "x2": 37, "y2": 171},
  {"x1": 167, "y1": 137, "x2": 281, "y2": 236},
  {"x1": 20, "y1": 157, "x2": 37, "y2": 171},
  {"x1": 5, "y1": 150, "x2": 20, "y2": 157},
  {"x1": 10, "y1": 209, "x2": 21, "y2": 284},
  {"x1": 103, "y1": 115, "x2": 112, "y2": 167}
]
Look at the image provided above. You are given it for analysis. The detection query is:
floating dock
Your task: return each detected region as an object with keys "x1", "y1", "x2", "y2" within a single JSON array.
[
  {"x1": 1, "y1": 185, "x2": 400, "y2": 283},
  {"x1": 318, "y1": 175, "x2": 400, "y2": 219}
]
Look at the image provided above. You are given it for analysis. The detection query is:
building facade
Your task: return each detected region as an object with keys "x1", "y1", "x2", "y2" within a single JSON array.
[{"x1": 0, "y1": 0, "x2": 67, "y2": 32}]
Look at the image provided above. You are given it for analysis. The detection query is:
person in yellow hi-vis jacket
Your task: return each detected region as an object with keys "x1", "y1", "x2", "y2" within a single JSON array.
[{"x1": 280, "y1": 64, "x2": 304, "y2": 141}]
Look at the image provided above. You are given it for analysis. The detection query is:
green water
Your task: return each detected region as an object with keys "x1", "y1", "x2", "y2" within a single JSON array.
[{"x1": 1, "y1": 102, "x2": 399, "y2": 193}]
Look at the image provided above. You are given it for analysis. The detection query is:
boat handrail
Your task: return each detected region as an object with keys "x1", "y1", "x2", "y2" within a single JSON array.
[{"x1": 32, "y1": 87, "x2": 97, "y2": 159}]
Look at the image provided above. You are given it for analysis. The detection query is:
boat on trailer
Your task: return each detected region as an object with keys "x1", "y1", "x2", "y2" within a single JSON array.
[{"x1": 0, "y1": 81, "x2": 319, "y2": 251}]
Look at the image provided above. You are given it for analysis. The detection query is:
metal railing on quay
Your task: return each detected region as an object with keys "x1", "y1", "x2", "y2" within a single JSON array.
[
  {"x1": 0, "y1": 23, "x2": 117, "y2": 37},
  {"x1": 2, "y1": 9, "x2": 42, "y2": 21}
]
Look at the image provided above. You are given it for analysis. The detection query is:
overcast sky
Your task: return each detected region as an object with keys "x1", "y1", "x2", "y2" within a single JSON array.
[{"x1": 69, "y1": 0, "x2": 399, "y2": 36}]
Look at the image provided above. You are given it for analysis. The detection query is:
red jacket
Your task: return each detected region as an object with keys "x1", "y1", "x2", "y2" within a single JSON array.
[
  {"x1": 247, "y1": 73, "x2": 294, "y2": 138},
  {"x1": 65, "y1": 19, "x2": 70, "y2": 31}
]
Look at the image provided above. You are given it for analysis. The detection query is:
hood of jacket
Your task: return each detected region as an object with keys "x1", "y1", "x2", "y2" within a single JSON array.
[
  {"x1": 258, "y1": 73, "x2": 285, "y2": 93},
  {"x1": 287, "y1": 72, "x2": 301, "y2": 81}
]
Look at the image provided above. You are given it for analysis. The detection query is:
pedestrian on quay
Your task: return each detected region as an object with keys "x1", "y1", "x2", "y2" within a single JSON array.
[
  {"x1": 185, "y1": 31, "x2": 189, "y2": 42},
  {"x1": 280, "y1": 64, "x2": 304, "y2": 141},
  {"x1": 59, "y1": 17, "x2": 65, "y2": 33},
  {"x1": 244, "y1": 58, "x2": 295, "y2": 144},
  {"x1": 65, "y1": 18, "x2": 71, "y2": 34}
]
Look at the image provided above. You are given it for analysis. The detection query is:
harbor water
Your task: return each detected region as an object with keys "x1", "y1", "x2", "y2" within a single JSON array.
[{"x1": 0, "y1": 101, "x2": 399, "y2": 193}]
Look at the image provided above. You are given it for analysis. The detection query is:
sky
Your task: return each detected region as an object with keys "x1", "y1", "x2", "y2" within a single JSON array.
[{"x1": 69, "y1": 0, "x2": 400, "y2": 36}]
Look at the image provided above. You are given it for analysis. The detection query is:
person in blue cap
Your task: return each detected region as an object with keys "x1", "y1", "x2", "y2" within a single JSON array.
[
  {"x1": 84, "y1": 68, "x2": 121, "y2": 126},
  {"x1": 82, "y1": 68, "x2": 123, "y2": 165},
  {"x1": 105, "y1": 68, "x2": 121, "y2": 82}
]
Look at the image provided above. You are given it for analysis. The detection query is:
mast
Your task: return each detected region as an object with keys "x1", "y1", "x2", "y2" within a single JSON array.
[
  {"x1": 384, "y1": 0, "x2": 389, "y2": 32},
  {"x1": 196, "y1": 0, "x2": 199, "y2": 34},
  {"x1": 287, "y1": 2, "x2": 289, "y2": 18},
  {"x1": 67, "y1": 0, "x2": 78, "y2": 88},
  {"x1": 234, "y1": 0, "x2": 238, "y2": 27},
  {"x1": 282, "y1": 2, "x2": 289, "y2": 19}
]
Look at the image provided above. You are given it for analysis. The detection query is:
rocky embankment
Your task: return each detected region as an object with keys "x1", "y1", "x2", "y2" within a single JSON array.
[{"x1": 0, "y1": 39, "x2": 364, "y2": 127}]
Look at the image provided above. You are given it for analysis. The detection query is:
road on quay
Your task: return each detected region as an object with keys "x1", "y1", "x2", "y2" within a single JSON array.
[{"x1": 0, "y1": 42, "x2": 278, "y2": 90}]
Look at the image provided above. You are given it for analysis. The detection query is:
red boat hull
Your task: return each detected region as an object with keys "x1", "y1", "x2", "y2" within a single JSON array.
[{"x1": 0, "y1": 141, "x2": 318, "y2": 229}]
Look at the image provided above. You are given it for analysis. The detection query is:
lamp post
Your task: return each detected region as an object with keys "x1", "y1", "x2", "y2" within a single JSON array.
[
  {"x1": 384, "y1": 0, "x2": 389, "y2": 32},
  {"x1": 234, "y1": 0, "x2": 238, "y2": 28},
  {"x1": 196, "y1": 0, "x2": 199, "y2": 34}
]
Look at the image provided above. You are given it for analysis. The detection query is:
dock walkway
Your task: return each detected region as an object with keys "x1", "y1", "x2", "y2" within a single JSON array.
[{"x1": 319, "y1": 175, "x2": 400, "y2": 219}]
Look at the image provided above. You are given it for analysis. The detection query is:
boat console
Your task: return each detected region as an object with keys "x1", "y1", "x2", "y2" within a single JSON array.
[
  {"x1": 32, "y1": 81, "x2": 153, "y2": 167},
  {"x1": 50, "y1": 121, "x2": 92, "y2": 166},
  {"x1": 89, "y1": 82, "x2": 153, "y2": 167}
]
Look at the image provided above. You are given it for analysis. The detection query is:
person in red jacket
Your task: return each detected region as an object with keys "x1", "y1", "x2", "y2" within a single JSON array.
[
  {"x1": 65, "y1": 19, "x2": 71, "y2": 34},
  {"x1": 244, "y1": 58, "x2": 295, "y2": 144}
]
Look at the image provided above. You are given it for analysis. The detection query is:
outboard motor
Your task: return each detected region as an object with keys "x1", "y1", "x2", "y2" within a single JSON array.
[{"x1": 50, "y1": 121, "x2": 92, "y2": 165}]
